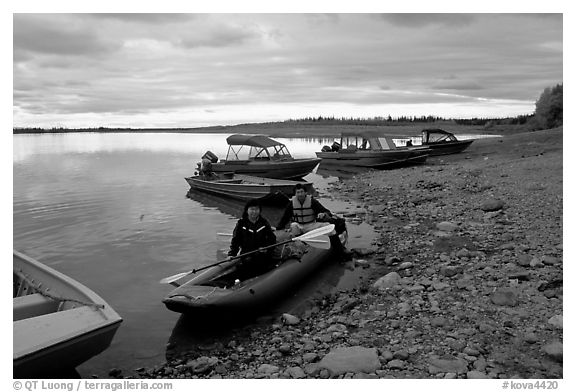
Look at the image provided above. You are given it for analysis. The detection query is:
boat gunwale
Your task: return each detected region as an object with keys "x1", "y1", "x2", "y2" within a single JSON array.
[{"x1": 13, "y1": 251, "x2": 121, "y2": 322}]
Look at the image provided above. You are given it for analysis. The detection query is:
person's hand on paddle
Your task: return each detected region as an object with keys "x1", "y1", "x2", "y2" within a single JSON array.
[{"x1": 317, "y1": 212, "x2": 328, "y2": 220}]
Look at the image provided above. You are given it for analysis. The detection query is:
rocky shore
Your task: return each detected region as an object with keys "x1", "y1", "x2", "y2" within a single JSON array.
[{"x1": 128, "y1": 128, "x2": 563, "y2": 379}]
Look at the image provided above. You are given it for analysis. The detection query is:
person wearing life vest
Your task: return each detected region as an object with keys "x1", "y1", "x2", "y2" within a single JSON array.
[
  {"x1": 277, "y1": 184, "x2": 332, "y2": 235},
  {"x1": 277, "y1": 184, "x2": 351, "y2": 260}
]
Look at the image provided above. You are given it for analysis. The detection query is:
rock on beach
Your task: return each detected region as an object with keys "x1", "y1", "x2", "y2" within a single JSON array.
[{"x1": 318, "y1": 346, "x2": 381, "y2": 376}]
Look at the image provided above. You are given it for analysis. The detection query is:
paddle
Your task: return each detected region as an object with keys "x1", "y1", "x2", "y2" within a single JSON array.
[{"x1": 159, "y1": 224, "x2": 335, "y2": 285}]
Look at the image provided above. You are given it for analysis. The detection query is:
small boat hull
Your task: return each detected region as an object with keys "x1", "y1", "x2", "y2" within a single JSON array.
[
  {"x1": 315, "y1": 149, "x2": 428, "y2": 168},
  {"x1": 425, "y1": 140, "x2": 474, "y2": 156},
  {"x1": 163, "y1": 233, "x2": 346, "y2": 316},
  {"x1": 13, "y1": 251, "x2": 122, "y2": 378},
  {"x1": 211, "y1": 158, "x2": 321, "y2": 180},
  {"x1": 185, "y1": 174, "x2": 314, "y2": 201}
]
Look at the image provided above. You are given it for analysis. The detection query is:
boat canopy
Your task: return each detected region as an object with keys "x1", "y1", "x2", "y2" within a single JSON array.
[
  {"x1": 226, "y1": 134, "x2": 284, "y2": 148},
  {"x1": 224, "y1": 134, "x2": 293, "y2": 161},
  {"x1": 338, "y1": 132, "x2": 398, "y2": 151},
  {"x1": 421, "y1": 128, "x2": 458, "y2": 143}
]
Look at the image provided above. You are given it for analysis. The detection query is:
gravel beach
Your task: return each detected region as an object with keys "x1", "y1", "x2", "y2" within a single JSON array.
[{"x1": 127, "y1": 127, "x2": 563, "y2": 379}]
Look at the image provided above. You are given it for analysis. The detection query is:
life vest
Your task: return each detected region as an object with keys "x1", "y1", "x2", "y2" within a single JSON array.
[{"x1": 291, "y1": 195, "x2": 315, "y2": 224}]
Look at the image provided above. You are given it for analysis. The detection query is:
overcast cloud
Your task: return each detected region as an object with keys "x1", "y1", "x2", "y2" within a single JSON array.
[{"x1": 13, "y1": 13, "x2": 563, "y2": 128}]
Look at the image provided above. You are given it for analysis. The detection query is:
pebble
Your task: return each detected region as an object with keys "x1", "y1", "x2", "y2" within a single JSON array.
[
  {"x1": 480, "y1": 199, "x2": 505, "y2": 212},
  {"x1": 373, "y1": 272, "x2": 402, "y2": 290},
  {"x1": 542, "y1": 342, "x2": 563, "y2": 362},
  {"x1": 282, "y1": 313, "x2": 300, "y2": 325},
  {"x1": 397, "y1": 261, "x2": 414, "y2": 270},
  {"x1": 542, "y1": 255, "x2": 560, "y2": 265},
  {"x1": 393, "y1": 350, "x2": 410, "y2": 360},
  {"x1": 387, "y1": 359, "x2": 406, "y2": 370},
  {"x1": 380, "y1": 350, "x2": 394, "y2": 362},
  {"x1": 318, "y1": 346, "x2": 381, "y2": 376},
  {"x1": 428, "y1": 357, "x2": 469, "y2": 375},
  {"x1": 432, "y1": 282, "x2": 451, "y2": 291},
  {"x1": 286, "y1": 366, "x2": 306, "y2": 379},
  {"x1": 524, "y1": 332, "x2": 539, "y2": 344},
  {"x1": 516, "y1": 254, "x2": 532, "y2": 266},
  {"x1": 302, "y1": 353, "x2": 319, "y2": 363},
  {"x1": 278, "y1": 344, "x2": 291, "y2": 354},
  {"x1": 440, "y1": 266, "x2": 460, "y2": 277},
  {"x1": 530, "y1": 257, "x2": 544, "y2": 268},
  {"x1": 547, "y1": 315, "x2": 563, "y2": 329},
  {"x1": 431, "y1": 317, "x2": 447, "y2": 327},
  {"x1": 467, "y1": 370, "x2": 489, "y2": 379},
  {"x1": 490, "y1": 288, "x2": 519, "y2": 306},
  {"x1": 257, "y1": 364, "x2": 279, "y2": 375},
  {"x1": 437, "y1": 221, "x2": 459, "y2": 232}
]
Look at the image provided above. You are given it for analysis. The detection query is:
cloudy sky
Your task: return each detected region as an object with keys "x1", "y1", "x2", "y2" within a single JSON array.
[{"x1": 13, "y1": 12, "x2": 563, "y2": 129}]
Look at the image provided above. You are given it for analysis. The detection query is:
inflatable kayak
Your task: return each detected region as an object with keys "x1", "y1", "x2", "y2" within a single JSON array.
[{"x1": 162, "y1": 231, "x2": 347, "y2": 316}]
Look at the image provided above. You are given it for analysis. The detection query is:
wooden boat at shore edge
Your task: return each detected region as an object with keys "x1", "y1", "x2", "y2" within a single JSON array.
[
  {"x1": 185, "y1": 173, "x2": 314, "y2": 201},
  {"x1": 205, "y1": 134, "x2": 321, "y2": 180},
  {"x1": 13, "y1": 251, "x2": 122, "y2": 378}
]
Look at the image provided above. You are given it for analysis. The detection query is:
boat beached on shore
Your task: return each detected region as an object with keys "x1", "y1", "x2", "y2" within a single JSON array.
[
  {"x1": 419, "y1": 128, "x2": 475, "y2": 155},
  {"x1": 13, "y1": 251, "x2": 122, "y2": 378},
  {"x1": 316, "y1": 131, "x2": 430, "y2": 169}
]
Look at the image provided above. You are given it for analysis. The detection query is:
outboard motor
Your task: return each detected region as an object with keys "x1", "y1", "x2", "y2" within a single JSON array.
[
  {"x1": 331, "y1": 141, "x2": 341, "y2": 152},
  {"x1": 198, "y1": 151, "x2": 219, "y2": 180},
  {"x1": 201, "y1": 150, "x2": 219, "y2": 163}
]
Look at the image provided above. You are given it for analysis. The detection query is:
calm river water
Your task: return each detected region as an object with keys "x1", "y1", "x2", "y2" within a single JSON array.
[{"x1": 13, "y1": 132, "x2": 378, "y2": 377}]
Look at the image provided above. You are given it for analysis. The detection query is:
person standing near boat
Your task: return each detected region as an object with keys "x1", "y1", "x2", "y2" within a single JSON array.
[
  {"x1": 228, "y1": 199, "x2": 277, "y2": 280},
  {"x1": 277, "y1": 184, "x2": 351, "y2": 259}
]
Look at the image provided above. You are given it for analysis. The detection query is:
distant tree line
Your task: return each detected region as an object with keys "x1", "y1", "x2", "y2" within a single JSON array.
[
  {"x1": 285, "y1": 114, "x2": 534, "y2": 127},
  {"x1": 285, "y1": 115, "x2": 447, "y2": 125}
]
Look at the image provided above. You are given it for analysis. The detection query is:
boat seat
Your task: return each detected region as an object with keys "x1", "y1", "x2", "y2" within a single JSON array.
[
  {"x1": 13, "y1": 293, "x2": 60, "y2": 321},
  {"x1": 216, "y1": 179, "x2": 243, "y2": 184},
  {"x1": 13, "y1": 305, "x2": 111, "y2": 360}
]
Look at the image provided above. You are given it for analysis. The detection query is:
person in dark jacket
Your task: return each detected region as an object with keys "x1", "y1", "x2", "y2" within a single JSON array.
[{"x1": 228, "y1": 198, "x2": 277, "y2": 280}]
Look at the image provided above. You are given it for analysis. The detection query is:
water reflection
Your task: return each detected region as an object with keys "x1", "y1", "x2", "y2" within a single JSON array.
[
  {"x1": 315, "y1": 162, "x2": 374, "y2": 180},
  {"x1": 185, "y1": 190, "x2": 289, "y2": 228}
]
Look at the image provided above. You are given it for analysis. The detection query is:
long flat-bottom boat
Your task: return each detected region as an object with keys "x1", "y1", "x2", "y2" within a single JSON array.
[
  {"x1": 206, "y1": 134, "x2": 321, "y2": 179},
  {"x1": 13, "y1": 251, "x2": 122, "y2": 378},
  {"x1": 162, "y1": 231, "x2": 347, "y2": 316},
  {"x1": 420, "y1": 128, "x2": 474, "y2": 156},
  {"x1": 185, "y1": 173, "x2": 315, "y2": 201},
  {"x1": 316, "y1": 131, "x2": 429, "y2": 168}
]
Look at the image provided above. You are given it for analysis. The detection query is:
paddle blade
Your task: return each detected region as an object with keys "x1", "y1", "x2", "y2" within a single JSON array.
[
  {"x1": 294, "y1": 224, "x2": 335, "y2": 241},
  {"x1": 299, "y1": 235, "x2": 331, "y2": 249},
  {"x1": 159, "y1": 271, "x2": 191, "y2": 285}
]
